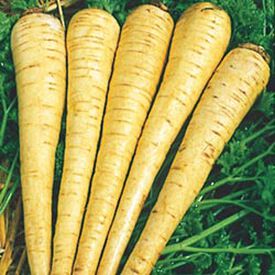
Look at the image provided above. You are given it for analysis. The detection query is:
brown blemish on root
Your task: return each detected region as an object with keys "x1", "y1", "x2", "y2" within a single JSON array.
[
  {"x1": 200, "y1": 4, "x2": 222, "y2": 12},
  {"x1": 178, "y1": 145, "x2": 186, "y2": 152},
  {"x1": 201, "y1": 7, "x2": 214, "y2": 12},
  {"x1": 130, "y1": 267, "x2": 139, "y2": 274}
]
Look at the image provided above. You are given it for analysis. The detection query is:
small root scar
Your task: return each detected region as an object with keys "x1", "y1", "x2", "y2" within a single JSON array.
[
  {"x1": 167, "y1": 210, "x2": 177, "y2": 219},
  {"x1": 201, "y1": 7, "x2": 214, "y2": 12},
  {"x1": 203, "y1": 152, "x2": 211, "y2": 159},
  {"x1": 129, "y1": 267, "x2": 139, "y2": 274}
]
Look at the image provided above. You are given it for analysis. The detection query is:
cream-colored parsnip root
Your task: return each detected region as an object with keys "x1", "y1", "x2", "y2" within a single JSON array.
[
  {"x1": 99, "y1": 3, "x2": 231, "y2": 274},
  {"x1": 123, "y1": 44, "x2": 270, "y2": 275},
  {"x1": 73, "y1": 4, "x2": 174, "y2": 275},
  {"x1": 51, "y1": 9, "x2": 120, "y2": 275},
  {"x1": 11, "y1": 13, "x2": 66, "y2": 275}
]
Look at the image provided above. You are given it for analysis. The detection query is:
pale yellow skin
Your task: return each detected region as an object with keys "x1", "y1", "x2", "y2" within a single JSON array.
[
  {"x1": 73, "y1": 5, "x2": 174, "y2": 275},
  {"x1": 11, "y1": 14, "x2": 66, "y2": 275},
  {"x1": 123, "y1": 45, "x2": 270, "y2": 275},
  {"x1": 98, "y1": 3, "x2": 231, "y2": 274},
  {"x1": 51, "y1": 9, "x2": 120, "y2": 275}
]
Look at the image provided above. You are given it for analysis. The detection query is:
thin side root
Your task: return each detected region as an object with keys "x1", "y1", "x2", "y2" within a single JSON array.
[{"x1": 56, "y1": 0, "x2": 65, "y2": 28}]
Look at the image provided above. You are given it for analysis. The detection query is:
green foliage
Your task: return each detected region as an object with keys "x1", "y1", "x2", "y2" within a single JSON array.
[
  {"x1": 0, "y1": 7, "x2": 19, "y2": 191},
  {"x1": 0, "y1": 1, "x2": 33, "y2": 195},
  {"x1": 215, "y1": 0, "x2": 273, "y2": 52},
  {"x1": 0, "y1": 0, "x2": 274, "y2": 274},
  {"x1": 10, "y1": 0, "x2": 37, "y2": 12},
  {"x1": 86, "y1": 0, "x2": 129, "y2": 24}
]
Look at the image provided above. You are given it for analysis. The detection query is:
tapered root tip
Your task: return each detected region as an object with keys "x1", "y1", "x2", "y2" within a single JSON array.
[
  {"x1": 22, "y1": 8, "x2": 43, "y2": 17},
  {"x1": 240, "y1": 43, "x2": 270, "y2": 64}
]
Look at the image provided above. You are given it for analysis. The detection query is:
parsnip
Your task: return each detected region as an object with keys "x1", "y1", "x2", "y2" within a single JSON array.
[
  {"x1": 11, "y1": 13, "x2": 66, "y2": 275},
  {"x1": 123, "y1": 43, "x2": 270, "y2": 275},
  {"x1": 51, "y1": 9, "x2": 120, "y2": 275}
]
